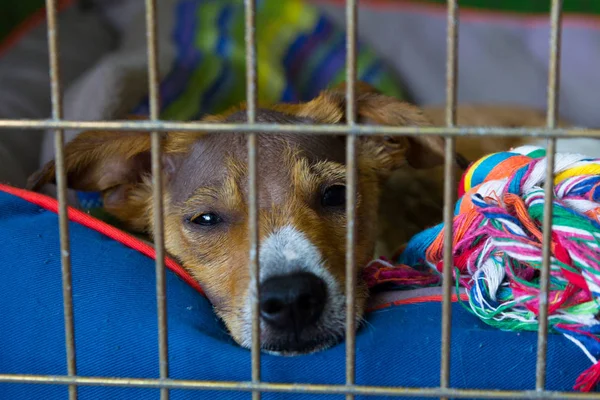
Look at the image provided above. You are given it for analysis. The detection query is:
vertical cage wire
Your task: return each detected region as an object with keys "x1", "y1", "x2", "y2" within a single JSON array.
[
  {"x1": 44, "y1": 0, "x2": 77, "y2": 399},
  {"x1": 440, "y1": 0, "x2": 458, "y2": 398},
  {"x1": 244, "y1": 0, "x2": 260, "y2": 399},
  {"x1": 536, "y1": 0, "x2": 563, "y2": 391},
  {"x1": 144, "y1": 0, "x2": 170, "y2": 398},
  {"x1": 344, "y1": 1, "x2": 358, "y2": 399}
]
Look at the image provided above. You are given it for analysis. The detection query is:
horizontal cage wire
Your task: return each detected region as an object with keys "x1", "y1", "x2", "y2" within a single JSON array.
[
  {"x1": 1, "y1": 0, "x2": 600, "y2": 399},
  {"x1": 1, "y1": 119, "x2": 600, "y2": 137}
]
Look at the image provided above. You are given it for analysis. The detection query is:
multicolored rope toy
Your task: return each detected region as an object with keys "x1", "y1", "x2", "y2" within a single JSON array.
[{"x1": 364, "y1": 145, "x2": 600, "y2": 392}]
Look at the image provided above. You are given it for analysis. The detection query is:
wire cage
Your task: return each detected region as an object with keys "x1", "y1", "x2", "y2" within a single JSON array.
[{"x1": 1, "y1": 0, "x2": 600, "y2": 399}]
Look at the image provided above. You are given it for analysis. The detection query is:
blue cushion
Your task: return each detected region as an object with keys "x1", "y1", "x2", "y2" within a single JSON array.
[{"x1": 0, "y1": 188, "x2": 592, "y2": 399}]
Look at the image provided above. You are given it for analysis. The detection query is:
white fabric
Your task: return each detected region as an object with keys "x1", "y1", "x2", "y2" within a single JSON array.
[{"x1": 0, "y1": 4, "x2": 117, "y2": 186}]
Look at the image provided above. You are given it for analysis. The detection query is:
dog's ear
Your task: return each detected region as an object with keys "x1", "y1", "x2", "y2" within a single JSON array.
[
  {"x1": 279, "y1": 83, "x2": 473, "y2": 174},
  {"x1": 27, "y1": 130, "x2": 177, "y2": 217},
  {"x1": 327, "y1": 82, "x2": 447, "y2": 171},
  {"x1": 277, "y1": 82, "x2": 450, "y2": 173}
]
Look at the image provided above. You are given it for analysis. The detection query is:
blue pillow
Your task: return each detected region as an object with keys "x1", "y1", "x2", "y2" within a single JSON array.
[{"x1": 0, "y1": 185, "x2": 593, "y2": 399}]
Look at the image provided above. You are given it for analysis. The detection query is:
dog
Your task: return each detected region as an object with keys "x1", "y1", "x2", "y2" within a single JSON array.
[{"x1": 26, "y1": 82, "x2": 594, "y2": 355}]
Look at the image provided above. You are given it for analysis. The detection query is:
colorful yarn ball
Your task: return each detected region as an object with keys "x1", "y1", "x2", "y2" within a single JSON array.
[{"x1": 365, "y1": 145, "x2": 600, "y2": 392}]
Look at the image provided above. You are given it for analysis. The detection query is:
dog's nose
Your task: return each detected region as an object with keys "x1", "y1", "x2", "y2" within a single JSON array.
[{"x1": 259, "y1": 272, "x2": 327, "y2": 331}]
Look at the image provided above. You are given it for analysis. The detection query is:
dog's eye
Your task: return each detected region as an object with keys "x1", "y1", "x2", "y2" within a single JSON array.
[
  {"x1": 321, "y1": 185, "x2": 346, "y2": 208},
  {"x1": 189, "y1": 212, "x2": 222, "y2": 226}
]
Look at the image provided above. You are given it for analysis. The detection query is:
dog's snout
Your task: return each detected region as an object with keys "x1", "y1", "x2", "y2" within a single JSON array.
[{"x1": 259, "y1": 272, "x2": 327, "y2": 332}]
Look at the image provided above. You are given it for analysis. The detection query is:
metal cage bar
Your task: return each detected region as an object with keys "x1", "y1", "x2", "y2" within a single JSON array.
[
  {"x1": 2, "y1": 0, "x2": 600, "y2": 398},
  {"x1": 535, "y1": 0, "x2": 563, "y2": 391},
  {"x1": 345, "y1": 1, "x2": 358, "y2": 400},
  {"x1": 2, "y1": 374, "x2": 600, "y2": 399},
  {"x1": 44, "y1": 0, "x2": 77, "y2": 399},
  {"x1": 144, "y1": 0, "x2": 170, "y2": 398},
  {"x1": 1, "y1": 119, "x2": 599, "y2": 137},
  {"x1": 244, "y1": 0, "x2": 261, "y2": 399},
  {"x1": 440, "y1": 0, "x2": 458, "y2": 398}
]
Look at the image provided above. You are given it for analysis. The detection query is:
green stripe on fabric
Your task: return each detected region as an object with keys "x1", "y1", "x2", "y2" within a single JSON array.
[
  {"x1": 416, "y1": 0, "x2": 600, "y2": 15},
  {"x1": 329, "y1": 49, "x2": 405, "y2": 99},
  {"x1": 372, "y1": 72, "x2": 405, "y2": 100},
  {"x1": 162, "y1": 2, "x2": 222, "y2": 120},
  {"x1": 255, "y1": 0, "x2": 320, "y2": 105},
  {"x1": 330, "y1": 50, "x2": 374, "y2": 87}
]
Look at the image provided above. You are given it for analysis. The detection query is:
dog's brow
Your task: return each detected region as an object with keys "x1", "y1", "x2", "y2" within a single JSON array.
[
  {"x1": 184, "y1": 187, "x2": 220, "y2": 206},
  {"x1": 311, "y1": 161, "x2": 346, "y2": 182},
  {"x1": 291, "y1": 159, "x2": 346, "y2": 197},
  {"x1": 184, "y1": 176, "x2": 244, "y2": 208}
]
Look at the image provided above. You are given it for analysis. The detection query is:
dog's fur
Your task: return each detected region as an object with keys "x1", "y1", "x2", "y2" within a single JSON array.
[{"x1": 27, "y1": 82, "x2": 579, "y2": 354}]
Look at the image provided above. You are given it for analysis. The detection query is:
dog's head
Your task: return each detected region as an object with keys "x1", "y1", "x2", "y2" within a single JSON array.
[{"x1": 29, "y1": 83, "x2": 447, "y2": 354}]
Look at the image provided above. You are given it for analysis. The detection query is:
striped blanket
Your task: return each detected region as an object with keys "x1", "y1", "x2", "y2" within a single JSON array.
[{"x1": 132, "y1": 0, "x2": 404, "y2": 120}]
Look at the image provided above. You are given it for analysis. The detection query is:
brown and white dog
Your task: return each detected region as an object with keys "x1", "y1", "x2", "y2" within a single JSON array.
[{"x1": 27, "y1": 82, "x2": 588, "y2": 355}]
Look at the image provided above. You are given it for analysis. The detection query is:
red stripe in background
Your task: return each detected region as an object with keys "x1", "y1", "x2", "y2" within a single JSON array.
[
  {"x1": 0, "y1": 183, "x2": 459, "y2": 312},
  {"x1": 309, "y1": 0, "x2": 600, "y2": 30},
  {"x1": 0, "y1": 0, "x2": 74, "y2": 57}
]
